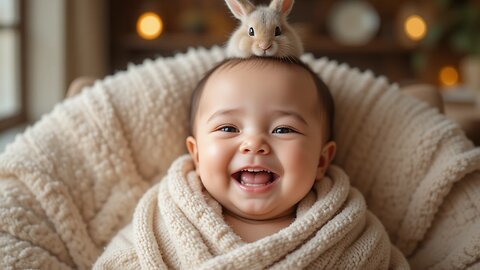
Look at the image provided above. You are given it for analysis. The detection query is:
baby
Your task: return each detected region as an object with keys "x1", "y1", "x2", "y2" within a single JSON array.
[
  {"x1": 185, "y1": 56, "x2": 336, "y2": 242},
  {"x1": 94, "y1": 56, "x2": 408, "y2": 269}
]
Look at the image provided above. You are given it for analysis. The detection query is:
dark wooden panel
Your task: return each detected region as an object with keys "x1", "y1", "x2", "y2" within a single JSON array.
[{"x1": 107, "y1": 0, "x2": 440, "y2": 85}]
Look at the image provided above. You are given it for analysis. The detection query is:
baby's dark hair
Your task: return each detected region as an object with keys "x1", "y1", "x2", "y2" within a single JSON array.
[{"x1": 189, "y1": 56, "x2": 335, "y2": 142}]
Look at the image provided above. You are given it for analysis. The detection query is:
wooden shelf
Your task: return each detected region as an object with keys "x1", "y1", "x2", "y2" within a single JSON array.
[
  {"x1": 109, "y1": 0, "x2": 444, "y2": 84},
  {"x1": 303, "y1": 36, "x2": 416, "y2": 54},
  {"x1": 120, "y1": 33, "x2": 416, "y2": 55},
  {"x1": 121, "y1": 33, "x2": 228, "y2": 52}
]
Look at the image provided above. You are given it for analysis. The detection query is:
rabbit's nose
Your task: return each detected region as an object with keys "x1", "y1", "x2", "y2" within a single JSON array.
[{"x1": 259, "y1": 42, "x2": 272, "y2": 51}]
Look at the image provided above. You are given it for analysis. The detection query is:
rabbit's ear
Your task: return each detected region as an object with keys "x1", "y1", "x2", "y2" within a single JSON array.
[
  {"x1": 225, "y1": 0, "x2": 255, "y2": 19},
  {"x1": 269, "y1": 0, "x2": 294, "y2": 16}
]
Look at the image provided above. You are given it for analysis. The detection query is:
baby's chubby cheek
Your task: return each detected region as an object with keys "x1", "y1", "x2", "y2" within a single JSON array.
[
  {"x1": 285, "y1": 145, "x2": 307, "y2": 163},
  {"x1": 200, "y1": 138, "x2": 224, "y2": 156},
  {"x1": 197, "y1": 142, "x2": 229, "y2": 170},
  {"x1": 284, "y1": 142, "x2": 320, "y2": 174}
]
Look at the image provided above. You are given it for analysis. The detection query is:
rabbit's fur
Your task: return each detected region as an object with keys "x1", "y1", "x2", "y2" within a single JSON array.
[{"x1": 225, "y1": 0, "x2": 303, "y2": 58}]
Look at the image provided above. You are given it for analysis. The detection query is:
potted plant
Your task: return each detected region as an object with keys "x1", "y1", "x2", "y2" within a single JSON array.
[{"x1": 424, "y1": 0, "x2": 480, "y2": 94}]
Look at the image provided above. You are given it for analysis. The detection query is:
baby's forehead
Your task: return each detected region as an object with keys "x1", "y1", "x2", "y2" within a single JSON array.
[
  {"x1": 200, "y1": 61, "x2": 324, "y2": 117},
  {"x1": 206, "y1": 60, "x2": 315, "y2": 94},
  {"x1": 189, "y1": 58, "x2": 333, "y2": 139},
  {"x1": 206, "y1": 60, "x2": 318, "y2": 97},
  {"x1": 212, "y1": 58, "x2": 307, "y2": 76}
]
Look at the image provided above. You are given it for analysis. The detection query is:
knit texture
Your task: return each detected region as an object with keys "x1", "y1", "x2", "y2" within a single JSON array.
[
  {"x1": 0, "y1": 47, "x2": 479, "y2": 269},
  {"x1": 94, "y1": 155, "x2": 408, "y2": 269}
]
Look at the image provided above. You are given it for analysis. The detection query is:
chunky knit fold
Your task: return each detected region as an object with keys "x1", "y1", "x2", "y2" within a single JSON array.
[
  {"x1": 0, "y1": 47, "x2": 479, "y2": 269},
  {"x1": 94, "y1": 155, "x2": 408, "y2": 269}
]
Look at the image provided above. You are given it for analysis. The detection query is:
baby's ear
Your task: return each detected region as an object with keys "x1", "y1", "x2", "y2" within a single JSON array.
[
  {"x1": 186, "y1": 136, "x2": 200, "y2": 170},
  {"x1": 225, "y1": 0, "x2": 255, "y2": 20},
  {"x1": 316, "y1": 141, "x2": 336, "y2": 180},
  {"x1": 269, "y1": 0, "x2": 294, "y2": 17}
]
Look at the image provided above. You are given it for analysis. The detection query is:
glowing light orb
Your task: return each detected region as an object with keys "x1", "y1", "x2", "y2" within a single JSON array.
[
  {"x1": 404, "y1": 15, "x2": 427, "y2": 41},
  {"x1": 439, "y1": 66, "x2": 459, "y2": 87},
  {"x1": 137, "y1": 12, "x2": 163, "y2": 40}
]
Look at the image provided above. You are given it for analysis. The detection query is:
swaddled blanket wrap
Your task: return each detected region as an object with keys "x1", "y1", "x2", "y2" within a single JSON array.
[
  {"x1": 1, "y1": 47, "x2": 480, "y2": 269},
  {"x1": 94, "y1": 155, "x2": 408, "y2": 269}
]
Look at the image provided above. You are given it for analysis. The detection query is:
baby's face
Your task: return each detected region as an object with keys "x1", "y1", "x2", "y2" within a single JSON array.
[{"x1": 186, "y1": 62, "x2": 336, "y2": 221}]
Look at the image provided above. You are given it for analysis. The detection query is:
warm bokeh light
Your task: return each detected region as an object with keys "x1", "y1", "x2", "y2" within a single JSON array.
[
  {"x1": 136, "y1": 12, "x2": 163, "y2": 40},
  {"x1": 404, "y1": 15, "x2": 427, "y2": 41},
  {"x1": 439, "y1": 66, "x2": 459, "y2": 87}
]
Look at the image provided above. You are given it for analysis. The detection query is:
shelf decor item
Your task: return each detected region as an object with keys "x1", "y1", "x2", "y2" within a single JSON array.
[
  {"x1": 395, "y1": 3, "x2": 431, "y2": 48},
  {"x1": 461, "y1": 56, "x2": 480, "y2": 104},
  {"x1": 136, "y1": 1, "x2": 165, "y2": 40},
  {"x1": 136, "y1": 12, "x2": 164, "y2": 40},
  {"x1": 326, "y1": 0, "x2": 380, "y2": 46}
]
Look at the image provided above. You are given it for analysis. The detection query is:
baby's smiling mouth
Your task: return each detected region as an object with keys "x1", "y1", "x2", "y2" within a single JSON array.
[{"x1": 231, "y1": 168, "x2": 279, "y2": 187}]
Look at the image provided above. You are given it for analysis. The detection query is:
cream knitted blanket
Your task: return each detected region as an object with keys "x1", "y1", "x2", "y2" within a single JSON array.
[
  {"x1": 94, "y1": 155, "x2": 408, "y2": 269},
  {"x1": 0, "y1": 47, "x2": 480, "y2": 269}
]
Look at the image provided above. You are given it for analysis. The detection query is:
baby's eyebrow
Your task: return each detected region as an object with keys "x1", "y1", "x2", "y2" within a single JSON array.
[
  {"x1": 206, "y1": 108, "x2": 308, "y2": 126},
  {"x1": 273, "y1": 110, "x2": 308, "y2": 126},
  {"x1": 207, "y1": 108, "x2": 242, "y2": 123}
]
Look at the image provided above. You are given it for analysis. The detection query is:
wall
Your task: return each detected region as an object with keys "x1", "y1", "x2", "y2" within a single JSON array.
[
  {"x1": 25, "y1": 0, "x2": 108, "y2": 122},
  {"x1": 66, "y1": 0, "x2": 108, "y2": 86},
  {"x1": 26, "y1": 0, "x2": 66, "y2": 121}
]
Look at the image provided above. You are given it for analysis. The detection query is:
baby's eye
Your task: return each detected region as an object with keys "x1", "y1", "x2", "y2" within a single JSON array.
[
  {"x1": 272, "y1": 127, "x2": 296, "y2": 134},
  {"x1": 218, "y1": 126, "x2": 239, "y2": 133}
]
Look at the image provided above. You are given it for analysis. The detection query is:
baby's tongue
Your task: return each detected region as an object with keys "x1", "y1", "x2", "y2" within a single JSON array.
[{"x1": 240, "y1": 171, "x2": 271, "y2": 184}]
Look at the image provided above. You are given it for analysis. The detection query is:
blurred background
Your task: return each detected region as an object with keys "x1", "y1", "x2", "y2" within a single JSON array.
[{"x1": 1, "y1": 0, "x2": 480, "y2": 150}]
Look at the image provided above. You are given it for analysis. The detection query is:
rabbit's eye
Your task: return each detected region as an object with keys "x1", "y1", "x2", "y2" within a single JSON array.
[
  {"x1": 275, "y1": 26, "x2": 282, "y2": 36},
  {"x1": 248, "y1": 27, "x2": 255, "y2": 36}
]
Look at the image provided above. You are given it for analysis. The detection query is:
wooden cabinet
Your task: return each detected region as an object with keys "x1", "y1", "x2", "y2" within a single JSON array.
[{"x1": 108, "y1": 0, "x2": 428, "y2": 84}]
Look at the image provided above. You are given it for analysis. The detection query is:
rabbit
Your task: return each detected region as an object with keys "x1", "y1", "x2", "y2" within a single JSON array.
[{"x1": 225, "y1": 0, "x2": 304, "y2": 58}]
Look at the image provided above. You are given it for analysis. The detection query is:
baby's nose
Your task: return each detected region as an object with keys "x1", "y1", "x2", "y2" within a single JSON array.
[{"x1": 239, "y1": 137, "x2": 271, "y2": 155}]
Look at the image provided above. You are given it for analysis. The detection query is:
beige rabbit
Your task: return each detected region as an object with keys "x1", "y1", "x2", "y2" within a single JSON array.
[{"x1": 225, "y1": 0, "x2": 304, "y2": 58}]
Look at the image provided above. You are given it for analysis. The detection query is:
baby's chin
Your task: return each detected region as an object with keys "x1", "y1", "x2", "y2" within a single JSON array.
[{"x1": 223, "y1": 205, "x2": 295, "y2": 223}]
